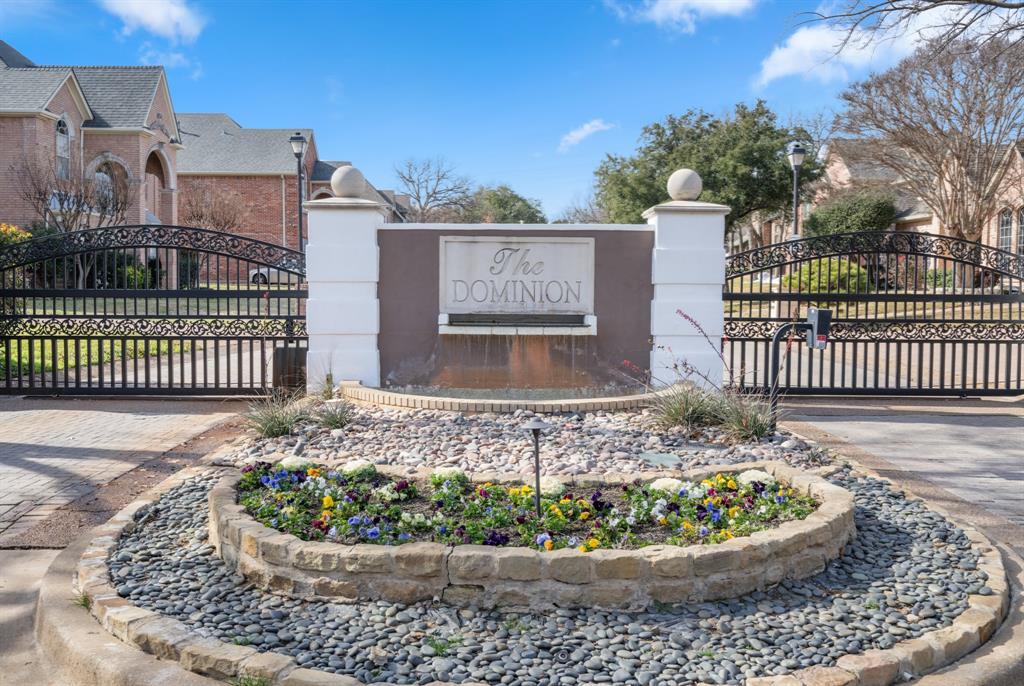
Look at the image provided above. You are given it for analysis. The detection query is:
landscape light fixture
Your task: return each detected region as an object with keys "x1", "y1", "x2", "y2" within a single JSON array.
[
  {"x1": 289, "y1": 132, "x2": 308, "y2": 251},
  {"x1": 522, "y1": 417, "x2": 550, "y2": 518},
  {"x1": 786, "y1": 141, "x2": 807, "y2": 241}
]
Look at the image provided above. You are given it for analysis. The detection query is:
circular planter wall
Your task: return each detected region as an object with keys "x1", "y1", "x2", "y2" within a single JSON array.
[{"x1": 209, "y1": 461, "x2": 855, "y2": 611}]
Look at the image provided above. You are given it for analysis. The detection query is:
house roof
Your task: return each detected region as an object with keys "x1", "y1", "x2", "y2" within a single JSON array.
[
  {"x1": 0, "y1": 41, "x2": 165, "y2": 130},
  {"x1": 0, "y1": 67, "x2": 72, "y2": 110},
  {"x1": 828, "y1": 139, "x2": 902, "y2": 183},
  {"x1": 312, "y1": 159, "x2": 351, "y2": 182},
  {"x1": 176, "y1": 113, "x2": 315, "y2": 174}
]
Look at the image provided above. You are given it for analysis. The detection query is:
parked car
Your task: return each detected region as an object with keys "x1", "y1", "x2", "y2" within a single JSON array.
[{"x1": 249, "y1": 267, "x2": 290, "y2": 285}]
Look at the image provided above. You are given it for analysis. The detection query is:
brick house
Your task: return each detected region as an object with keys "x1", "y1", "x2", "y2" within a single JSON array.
[
  {"x1": 728, "y1": 139, "x2": 1024, "y2": 254},
  {"x1": 0, "y1": 40, "x2": 179, "y2": 227},
  {"x1": 0, "y1": 40, "x2": 407, "y2": 250},
  {"x1": 175, "y1": 113, "x2": 407, "y2": 250}
]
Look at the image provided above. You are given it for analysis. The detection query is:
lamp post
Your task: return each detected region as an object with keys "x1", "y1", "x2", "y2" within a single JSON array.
[
  {"x1": 522, "y1": 417, "x2": 550, "y2": 518},
  {"x1": 786, "y1": 142, "x2": 806, "y2": 241},
  {"x1": 289, "y1": 132, "x2": 308, "y2": 252}
]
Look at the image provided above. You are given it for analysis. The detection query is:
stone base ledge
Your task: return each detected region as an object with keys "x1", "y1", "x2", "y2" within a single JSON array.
[
  {"x1": 337, "y1": 380, "x2": 660, "y2": 413},
  {"x1": 211, "y1": 461, "x2": 856, "y2": 611},
  {"x1": 50, "y1": 460, "x2": 1016, "y2": 686}
]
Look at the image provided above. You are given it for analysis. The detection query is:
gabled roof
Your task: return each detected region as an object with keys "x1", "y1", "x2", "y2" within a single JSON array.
[
  {"x1": 176, "y1": 113, "x2": 315, "y2": 174},
  {"x1": 828, "y1": 139, "x2": 902, "y2": 183},
  {"x1": 0, "y1": 67, "x2": 73, "y2": 110}
]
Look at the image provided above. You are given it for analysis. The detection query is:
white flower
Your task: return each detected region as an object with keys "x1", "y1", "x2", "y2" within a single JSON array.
[
  {"x1": 432, "y1": 467, "x2": 464, "y2": 479},
  {"x1": 649, "y1": 477, "x2": 685, "y2": 494},
  {"x1": 340, "y1": 459, "x2": 373, "y2": 474},
  {"x1": 538, "y1": 476, "x2": 565, "y2": 497},
  {"x1": 738, "y1": 470, "x2": 775, "y2": 486},
  {"x1": 277, "y1": 455, "x2": 311, "y2": 471},
  {"x1": 375, "y1": 483, "x2": 399, "y2": 502},
  {"x1": 688, "y1": 484, "x2": 706, "y2": 500}
]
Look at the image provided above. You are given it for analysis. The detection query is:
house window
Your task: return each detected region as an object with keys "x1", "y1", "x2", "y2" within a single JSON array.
[
  {"x1": 56, "y1": 119, "x2": 70, "y2": 180},
  {"x1": 997, "y1": 209, "x2": 1012, "y2": 252},
  {"x1": 1019, "y1": 208, "x2": 1024, "y2": 255},
  {"x1": 94, "y1": 161, "x2": 126, "y2": 207}
]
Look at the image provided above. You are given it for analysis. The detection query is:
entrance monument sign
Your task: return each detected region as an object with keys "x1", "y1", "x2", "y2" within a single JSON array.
[{"x1": 440, "y1": 236, "x2": 594, "y2": 316}]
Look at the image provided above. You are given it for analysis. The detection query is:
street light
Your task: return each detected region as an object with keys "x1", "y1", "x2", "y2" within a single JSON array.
[
  {"x1": 786, "y1": 141, "x2": 807, "y2": 241},
  {"x1": 522, "y1": 417, "x2": 550, "y2": 518},
  {"x1": 289, "y1": 132, "x2": 307, "y2": 251}
]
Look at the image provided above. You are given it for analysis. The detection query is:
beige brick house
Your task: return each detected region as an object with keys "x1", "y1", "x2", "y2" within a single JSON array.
[
  {"x1": 729, "y1": 139, "x2": 1024, "y2": 254},
  {"x1": 0, "y1": 40, "x2": 407, "y2": 249}
]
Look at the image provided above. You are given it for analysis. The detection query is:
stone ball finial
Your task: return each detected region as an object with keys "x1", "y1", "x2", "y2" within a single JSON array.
[
  {"x1": 331, "y1": 165, "x2": 366, "y2": 198},
  {"x1": 667, "y1": 168, "x2": 702, "y2": 201}
]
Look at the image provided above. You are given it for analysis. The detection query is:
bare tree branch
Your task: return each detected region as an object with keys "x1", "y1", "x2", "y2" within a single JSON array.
[
  {"x1": 809, "y1": 0, "x2": 1023, "y2": 55},
  {"x1": 393, "y1": 157, "x2": 472, "y2": 222},
  {"x1": 839, "y1": 37, "x2": 1024, "y2": 241},
  {"x1": 555, "y1": 192, "x2": 609, "y2": 223},
  {"x1": 179, "y1": 181, "x2": 244, "y2": 232}
]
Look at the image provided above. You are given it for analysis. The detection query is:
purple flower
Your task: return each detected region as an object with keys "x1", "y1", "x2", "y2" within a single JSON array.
[
  {"x1": 699, "y1": 526, "x2": 709, "y2": 537},
  {"x1": 711, "y1": 509, "x2": 722, "y2": 523},
  {"x1": 752, "y1": 482, "x2": 766, "y2": 495},
  {"x1": 347, "y1": 516, "x2": 361, "y2": 526},
  {"x1": 775, "y1": 495, "x2": 787, "y2": 504},
  {"x1": 535, "y1": 532, "x2": 551, "y2": 548},
  {"x1": 483, "y1": 530, "x2": 510, "y2": 546},
  {"x1": 366, "y1": 526, "x2": 380, "y2": 539}
]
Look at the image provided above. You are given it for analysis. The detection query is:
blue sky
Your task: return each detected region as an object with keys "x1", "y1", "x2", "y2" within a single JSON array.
[{"x1": 1, "y1": 0, "x2": 921, "y2": 217}]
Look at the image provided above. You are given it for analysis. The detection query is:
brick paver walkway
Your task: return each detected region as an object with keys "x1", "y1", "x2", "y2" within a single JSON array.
[{"x1": 0, "y1": 397, "x2": 240, "y2": 540}]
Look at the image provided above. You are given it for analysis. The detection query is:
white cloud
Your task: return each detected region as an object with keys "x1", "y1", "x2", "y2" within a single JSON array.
[
  {"x1": 558, "y1": 119, "x2": 615, "y2": 153},
  {"x1": 98, "y1": 0, "x2": 205, "y2": 43},
  {"x1": 755, "y1": 25, "x2": 904, "y2": 87},
  {"x1": 607, "y1": 0, "x2": 757, "y2": 34},
  {"x1": 139, "y1": 42, "x2": 204, "y2": 80}
]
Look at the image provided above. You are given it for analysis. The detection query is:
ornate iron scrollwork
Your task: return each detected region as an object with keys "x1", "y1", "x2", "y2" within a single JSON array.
[
  {"x1": 0, "y1": 225, "x2": 305, "y2": 274},
  {"x1": 724, "y1": 319, "x2": 1024, "y2": 342},
  {"x1": 1, "y1": 317, "x2": 307, "y2": 338},
  {"x1": 726, "y1": 231, "x2": 1024, "y2": 280}
]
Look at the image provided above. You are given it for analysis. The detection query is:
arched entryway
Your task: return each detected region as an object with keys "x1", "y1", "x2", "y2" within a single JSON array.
[{"x1": 143, "y1": 148, "x2": 176, "y2": 225}]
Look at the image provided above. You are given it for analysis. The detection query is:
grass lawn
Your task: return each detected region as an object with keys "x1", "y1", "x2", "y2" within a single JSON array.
[{"x1": 0, "y1": 338, "x2": 191, "y2": 381}]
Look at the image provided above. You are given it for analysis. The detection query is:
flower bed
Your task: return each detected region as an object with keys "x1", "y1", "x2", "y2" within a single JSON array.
[
  {"x1": 210, "y1": 461, "x2": 856, "y2": 610},
  {"x1": 238, "y1": 461, "x2": 818, "y2": 552}
]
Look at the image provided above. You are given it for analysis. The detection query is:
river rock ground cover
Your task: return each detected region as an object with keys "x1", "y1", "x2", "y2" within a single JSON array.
[
  {"x1": 238, "y1": 463, "x2": 817, "y2": 549},
  {"x1": 109, "y1": 468, "x2": 989, "y2": 686},
  {"x1": 229, "y1": 405, "x2": 832, "y2": 476}
]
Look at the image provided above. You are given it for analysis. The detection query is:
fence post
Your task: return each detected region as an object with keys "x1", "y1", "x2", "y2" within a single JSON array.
[
  {"x1": 303, "y1": 166, "x2": 384, "y2": 392},
  {"x1": 645, "y1": 169, "x2": 730, "y2": 388}
]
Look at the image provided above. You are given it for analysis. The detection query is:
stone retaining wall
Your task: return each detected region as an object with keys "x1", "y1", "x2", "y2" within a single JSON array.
[
  {"x1": 65, "y1": 463, "x2": 1016, "y2": 686},
  {"x1": 209, "y1": 461, "x2": 856, "y2": 611},
  {"x1": 338, "y1": 381, "x2": 655, "y2": 413}
]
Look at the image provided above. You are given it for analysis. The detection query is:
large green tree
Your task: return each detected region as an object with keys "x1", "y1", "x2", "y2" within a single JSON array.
[
  {"x1": 803, "y1": 186, "x2": 898, "y2": 237},
  {"x1": 465, "y1": 185, "x2": 547, "y2": 223},
  {"x1": 594, "y1": 101, "x2": 821, "y2": 234}
]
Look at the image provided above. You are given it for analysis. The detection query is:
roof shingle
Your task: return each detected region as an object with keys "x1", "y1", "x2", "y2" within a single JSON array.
[{"x1": 177, "y1": 113, "x2": 314, "y2": 174}]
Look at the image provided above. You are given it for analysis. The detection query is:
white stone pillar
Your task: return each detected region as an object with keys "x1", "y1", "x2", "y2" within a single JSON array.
[
  {"x1": 645, "y1": 169, "x2": 730, "y2": 388},
  {"x1": 303, "y1": 166, "x2": 384, "y2": 391}
]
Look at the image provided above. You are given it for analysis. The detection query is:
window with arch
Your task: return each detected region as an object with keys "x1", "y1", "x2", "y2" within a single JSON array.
[
  {"x1": 94, "y1": 161, "x2": 127, "y2": 208},
  {"x1": 997, "y1": 209, "x2": 1012, "y2": 252},
  {"x1": 55, "y1": 119, "x2": 70, "y2": 180}
]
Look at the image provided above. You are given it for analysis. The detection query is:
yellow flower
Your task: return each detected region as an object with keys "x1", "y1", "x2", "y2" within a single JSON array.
[
  {"x1": 579, "y1": 511, "x2": 590, "y2": 521},
  {"x1": 560, "y1": 498, "x2": 572, "y2": 504},
  {"x1": 716, "y1": 474, "x2": 726, "y2": 485},
  {"x1": 587, "y1": 538, "x2": 600, "y2": 549},
  {"x1": 701, "y1": 479, "x2": 713, "y2": 487},
  {"x1": 657, "y1": 516, "x2": 668, "y2": 526},
  {"x1": 682, "y1": 521, "x2": 694, "y2": 530},
  {"x1": 576, "y1": 499, "x2": 588, "y2": 508},
  {"x1": 578, "y1": 545, "x2": 588, "y2": 552},
  {"x1": 727, "y1": 479, "x2": 737, "y2": 489},
  {"x1": 728, "y1": 506, "x2": 740, "y2": 518},
  {"x1": 322, "y1": 495, "x2": 335, "y2": 509},
  {"x1": 544, "y1": 539, "x2": 554, "y2": 551},
  {"x1": 520, "y1": 485, "x2": 533, "y2": 495},
  {"x1": 320, "y1": 510, "x2": 331, "y2": 520},
  {"x1": 307, "y1": 467, "x2": 322, "y2": 478},
  {"x1": 508, "y1": 487, "x2": 520, "y2": 496},
  {"x1": 723, "y1": 530, "x2": 734, "y2": 539}
]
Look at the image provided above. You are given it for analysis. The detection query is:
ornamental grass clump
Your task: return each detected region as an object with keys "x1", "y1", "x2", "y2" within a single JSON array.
[
  {"x1": 244, "y1": 391, "x2": 310, "y2": 438},
  {"x1": 313, "y1": 401, "x2": 352, "y2": 429},
  {"x1": 719, "y1": 392, "x2": 776, "y2": 442},
  {"x1": 238, "y1": 462, "x2": 817, "y2": 551},
  {"x1": 650, "y1": 383, "x2": 725, "y2": 433}
]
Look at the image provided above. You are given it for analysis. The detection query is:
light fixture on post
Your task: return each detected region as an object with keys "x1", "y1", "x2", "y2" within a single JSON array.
[
  {"x1": 522, "y1": 417, "x2": 550, "y2": 518},
  {"x1": 786, "y1": 141, "x2": 807, "y2": 241},
  {"x1": 289, "y1": 132, "x2": 308, "y2": 252}
]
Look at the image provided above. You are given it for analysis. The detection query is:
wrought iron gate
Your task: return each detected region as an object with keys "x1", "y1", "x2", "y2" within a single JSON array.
[
  {"x1": 724, "y1": 231, "x2": 1024, "y2": 396},
  {"x1": 0, "y1": 225, "x2": 306, "y2": 395}
]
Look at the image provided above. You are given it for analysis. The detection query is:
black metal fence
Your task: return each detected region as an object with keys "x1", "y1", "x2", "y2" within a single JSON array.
[
  {"x1": 0, "y1": 225, "x2": 307, "y2": 395},
  {"x1": 724, "y1": 231, "x2": 1024, "y2": 396}
]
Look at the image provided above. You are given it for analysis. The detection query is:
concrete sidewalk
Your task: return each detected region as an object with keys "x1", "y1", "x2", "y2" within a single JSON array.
[{"x1": 783, "y1": 396, "x2": 1024, "y2": 556}]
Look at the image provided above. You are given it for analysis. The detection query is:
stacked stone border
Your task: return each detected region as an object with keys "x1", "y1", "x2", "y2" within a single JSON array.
[
  {"x1": 208, "y1": 461, "x2": 854, "y2": 611},
  {"x1": 337, "y1": 381, "x2": 658, "y2": 413},
  {"x1": 54, "y1": 459, "x2": 1014, "y2": 686}
]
